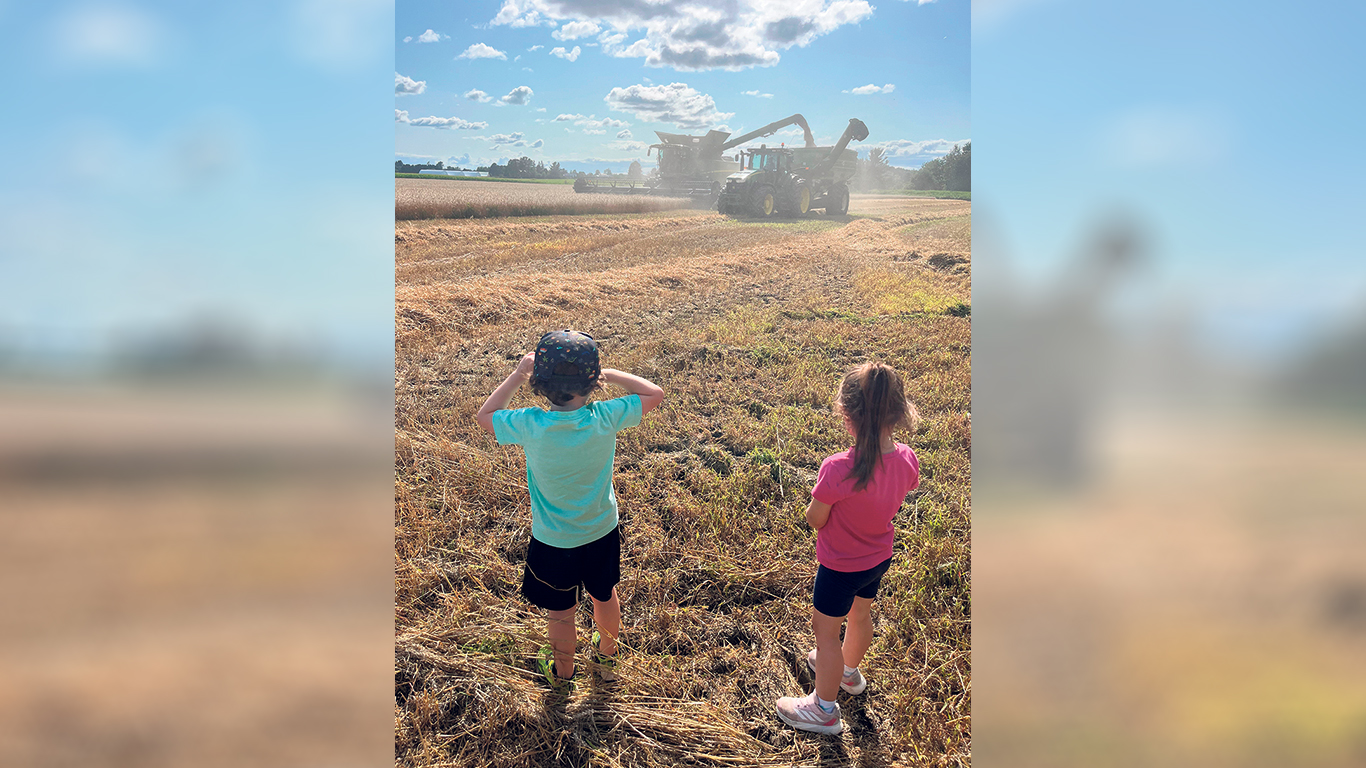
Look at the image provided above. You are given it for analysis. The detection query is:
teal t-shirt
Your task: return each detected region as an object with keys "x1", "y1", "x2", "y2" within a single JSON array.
[{"x1": 491, "y1": 394, "x2": 643, "y2": 549}]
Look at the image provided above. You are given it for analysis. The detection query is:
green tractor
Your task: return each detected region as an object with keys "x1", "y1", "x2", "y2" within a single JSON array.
[{"x1": 716, "y1": 118, "x2": 868, "y2": 218}]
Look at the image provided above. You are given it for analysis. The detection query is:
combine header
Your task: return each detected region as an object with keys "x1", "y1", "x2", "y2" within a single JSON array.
[
  {"x1": 572, "y1": 114, "x2": 817, "y2": 202},
  {"x1": 717, "y1": 118, "x2": 868, "y2": 217}
]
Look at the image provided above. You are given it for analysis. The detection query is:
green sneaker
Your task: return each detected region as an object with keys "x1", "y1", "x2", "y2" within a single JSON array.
[
  {"x1": 536, "y1": 646, "x2": 575, "y2": 690},
  {"x1": 591, "y1": 630, "x2": 619, "y2": 682}
]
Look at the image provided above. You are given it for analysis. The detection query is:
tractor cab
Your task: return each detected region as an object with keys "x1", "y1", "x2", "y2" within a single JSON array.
[
  {"x1": 742, "y1": 147, "x2": 793, "y2": 173},
  {"x1": 651, "y1": 143, "x2": 695, "y2": 176}
]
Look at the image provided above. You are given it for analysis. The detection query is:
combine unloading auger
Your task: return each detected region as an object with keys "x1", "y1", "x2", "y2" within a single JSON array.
[{"x1": 572, "y1": 114, "x2": 817, "y2": 200}]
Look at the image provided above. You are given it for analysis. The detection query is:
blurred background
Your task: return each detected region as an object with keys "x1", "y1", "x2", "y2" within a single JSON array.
[
  {"x1": 0, "y1": 1, "x2": 395, "y2": 766},
  {"x1": 973, "y1": 1, "x2": 1366, "y2": 766}
]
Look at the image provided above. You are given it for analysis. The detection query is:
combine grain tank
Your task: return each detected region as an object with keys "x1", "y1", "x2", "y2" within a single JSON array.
[{"x1": 716, "y1": 118, "x2": 868, "y2": 217}]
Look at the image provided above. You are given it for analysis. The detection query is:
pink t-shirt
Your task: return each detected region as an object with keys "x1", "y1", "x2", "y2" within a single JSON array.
[{"x1": 811, "y1": 443, "x2": 920, "y2": 572}]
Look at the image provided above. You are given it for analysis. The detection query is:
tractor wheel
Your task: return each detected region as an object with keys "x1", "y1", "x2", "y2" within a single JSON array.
[
  {"x1": 751, "y1": 185, "x2": 776, "y2": 218},
  {"x1": 777, "y1": 184, "x2": 810, "y2": 217},
  {"x1": 825, "y1": 184, "x2": 849, "y2": 215}
]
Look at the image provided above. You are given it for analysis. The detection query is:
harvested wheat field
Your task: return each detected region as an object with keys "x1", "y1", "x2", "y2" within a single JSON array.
[
  {"x1": 395, "y1": 196, "x2": 971, "y2": 767},
  {"x1": 396, "y1": 178, "x2": 695, "y2": 220}
]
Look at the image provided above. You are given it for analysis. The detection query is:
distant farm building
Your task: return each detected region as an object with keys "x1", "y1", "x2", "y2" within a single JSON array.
[{"x1": 417, "y1": 169, "x2": 488, "y2": 177}]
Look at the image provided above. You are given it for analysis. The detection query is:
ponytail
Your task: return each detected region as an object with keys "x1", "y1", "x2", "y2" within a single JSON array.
[{"x1": 838, "y1": 362, "x2": 916, "y2": 491}]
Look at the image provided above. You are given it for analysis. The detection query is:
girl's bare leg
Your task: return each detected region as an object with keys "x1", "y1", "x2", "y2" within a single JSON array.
[
  {"x1": 811, "y1": 609, "x2": 846, "y2": 702},
  {"x1": 842, "y1": 596, "x2": 875, "y2": 669}
]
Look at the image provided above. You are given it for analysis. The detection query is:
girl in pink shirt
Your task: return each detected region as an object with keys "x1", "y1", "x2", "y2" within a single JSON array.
[{"x1": 776, "y1": 362, "x2": 920, "y2": 735}]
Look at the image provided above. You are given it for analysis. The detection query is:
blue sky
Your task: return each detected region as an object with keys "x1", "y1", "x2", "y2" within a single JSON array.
[
  {"x1": 395, "y1": 0, "x2": 970, "y2": 173},
  {"x1": 0, "y1": 1, "x2": 394, "y2": 368},
  {"x1": 974, "y1": 0, "x2": 1366, "y2": 359}
]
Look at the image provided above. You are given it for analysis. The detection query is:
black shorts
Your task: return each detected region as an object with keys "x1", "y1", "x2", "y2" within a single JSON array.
[
  {"x1": 521, "y1": 525, "x2": 622, "y2": 611},
  {"x1": 812, "y1": 557, "x2": 893, "y2": 617}
]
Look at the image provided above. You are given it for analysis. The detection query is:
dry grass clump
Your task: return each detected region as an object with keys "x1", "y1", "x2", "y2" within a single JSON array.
[
  {"x1": 396, "y1": 196, "x2": 971, "y2": 766},
  {"x1": 396, "y1": 179, "x2": 695, "y2": 220}
]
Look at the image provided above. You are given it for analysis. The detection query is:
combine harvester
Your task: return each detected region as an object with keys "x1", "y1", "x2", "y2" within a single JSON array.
[
  {"x1": 572, "y1": 114, "x2": 818, "y2": 202},
  {"x1": 717, "y1": 118, "x2": 868, "y2": 218}
]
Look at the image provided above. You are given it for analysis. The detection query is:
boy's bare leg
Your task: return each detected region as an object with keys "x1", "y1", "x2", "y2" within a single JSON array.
[
  {"x1": 842, "y1": 596, "x2": 876, "y2": 669},
  {"x1": 546, "y1": 607, "x2": 576, "y2": 678},
  {"x1": 591, "y1": 587, "x2": 621, "y2": 655},
  {"x1": 811, "y1": 609, "x2": 846, "y2": 702}
]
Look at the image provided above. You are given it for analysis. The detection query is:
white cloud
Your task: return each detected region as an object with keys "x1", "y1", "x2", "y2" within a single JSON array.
[
  {"x1": 396, "y1": 73, "x2": 426, "y2": 95},
  {"x1": 487, "y1": 132, "x2": 526, "y2": 143},
  {"x1": 530, "y1": 139, "x2": 545, "y2": 148},
  {"x1": 499, "y1": 85, "x2": 534, "y2": 105},
  {"x1": 464, "y1": 89, "x2": 492, "y2": 102},
  {"x1": 290, "y1": 0, "x2": 390, "y2": 71},
  {"x1": 845, "y1": 83, "x2": 896, "y2": 95},
  {"x1": 490, "y1": 0, "x2": 873, "y2": 71},
  {"x1": 528, "y1": 44, "x2": 544, "y2": 51},
  {"x1": 456, "y1": 43, "x2": 507, "y2": 60},
  {"x1": 408, "y1": 115, "x2": 490, "y2": 129},
  {"x1": 416, "y1": 29, "x2": 446, "y2": 43},
  {"x1": 550, "y1": 46, "x2": 581, "y2": 62},
  {"x1": 515, "y1": 54, "x2": 522, "y2": 61},
  {"x1": 605, "y1": 139, "x2": 649, "y2": 153},
  {"x1": 55, "y1": 3, "x2": 164, "y2": 68},
  {"x1": 403, "y1": 35, "x2": 413, "y2": 43},
  {"x1": 864, "y1": 137, "x2": 969, "y2": 166},
  {"x1": 536, "y1": 107, "x2": 547, "y2": 112},
  {"x1": 1102, "y1": 106, "x2": 1228, "y2": 169},
  {"x1": 741, "y1": 89, "x2": 774, "y2": 98},
  {"x1": 617, "y1": 129, "x2": 632, "y2": 139},
  {"x1": 604, "y1": 82, "x2": 733, "y2": 130},
  {"x1": 396, "y1": 109, "x2": 409, "y2": 122},
  {"x1": 554, "y1": 114, "x2": 631, "y2": 132},
  {"x1": 553, "y1": 20, "x2": 600, "y2": 40},
  {"x1": 493, "y1": 2, "x2": 556, "y2": 28}
]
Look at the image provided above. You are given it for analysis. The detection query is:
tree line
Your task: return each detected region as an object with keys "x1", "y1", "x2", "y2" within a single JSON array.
[
  {"x1": 852, "y1": 142, "x2": 970, "y2": 193},
  {"x1": 397, "y1": 157, "x2": 643, "y2": 180}
]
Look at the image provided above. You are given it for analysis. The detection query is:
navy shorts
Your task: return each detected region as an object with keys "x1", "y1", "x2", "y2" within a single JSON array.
[
  {"x1": 521, "y1": 525, "x2": 622, "y2": 611},
  {"x1": 812, "y1": 557, "x2": 893, "y2": 617}
]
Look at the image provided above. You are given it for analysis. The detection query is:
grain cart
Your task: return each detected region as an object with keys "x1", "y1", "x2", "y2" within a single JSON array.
[
  {"x1": 716, "y1": 118, "x2": 868, "y2": 217},
  {"x1": 572, "y1": 114, "x2": 817, "y2": 202}
]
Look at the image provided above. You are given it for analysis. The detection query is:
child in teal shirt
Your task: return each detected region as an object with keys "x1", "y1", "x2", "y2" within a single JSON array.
[{"x1": 476, "y1": 330, "x2": 664, "y2": 686}]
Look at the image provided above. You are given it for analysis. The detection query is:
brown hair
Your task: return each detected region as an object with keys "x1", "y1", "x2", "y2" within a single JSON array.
[
  {"x1": 530, "y1": 361, "x2": 599, "y2": 406},
  {"x1": 837, "y1": 362, "x2": 918, "y2": 491}
]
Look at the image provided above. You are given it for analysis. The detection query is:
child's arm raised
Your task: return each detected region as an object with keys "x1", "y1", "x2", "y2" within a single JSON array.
[
  {"x1": 476, "y1": 353, "x2": 535, "y2": 436},
  {"x1": 600, "y1": 369, "x2": 665, "y2": 415},
  {"x1": 805, "y1": 497, "x2": 833, "y2": 530}
]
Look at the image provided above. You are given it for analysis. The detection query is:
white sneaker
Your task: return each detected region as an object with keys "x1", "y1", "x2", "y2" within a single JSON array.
[
  {"x1": 806, "y1": 648, "x2": 868, "y2": 695},
  {"x1": 775, "y1": 691, "x2": 843, "y2": 734}
]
